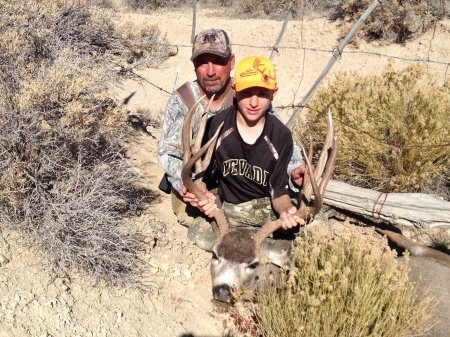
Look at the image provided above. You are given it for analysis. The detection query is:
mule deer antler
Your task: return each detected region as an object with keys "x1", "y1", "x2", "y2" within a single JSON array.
[
  {"x1": 253, "y1": 109, "x2": 338, "y2": 248},
  {"x1": 180, "y1": 97, "x2": 230, "y2": 240},
  {"x1": 180, "y1": 99, "x2": 338, "y2": 248}
]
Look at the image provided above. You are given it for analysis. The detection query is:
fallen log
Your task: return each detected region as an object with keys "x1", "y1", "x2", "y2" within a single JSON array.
[{"x1": 323, "y1": 180, "x2": 450, "y2": 229}]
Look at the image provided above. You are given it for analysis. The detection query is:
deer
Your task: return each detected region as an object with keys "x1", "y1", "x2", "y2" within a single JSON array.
[{"x1": 179, "y1": 96, "x2": 338, "y2": 303}]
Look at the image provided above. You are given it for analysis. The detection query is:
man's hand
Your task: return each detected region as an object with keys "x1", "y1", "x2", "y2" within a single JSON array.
[
  {"x1": 290, "y1": 164, "x2": 309, "y2": 187},
  {"x1": 181, "y1": 184, "x2": 198, "y2": 206}
]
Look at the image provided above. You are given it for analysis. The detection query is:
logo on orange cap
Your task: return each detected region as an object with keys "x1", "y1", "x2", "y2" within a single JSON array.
[{"x1": 234, "y1": 56, "x2": 277, "y2": 92}]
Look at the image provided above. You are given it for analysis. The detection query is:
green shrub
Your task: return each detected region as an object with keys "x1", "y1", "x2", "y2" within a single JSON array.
[
  {"x1": 292, "y1": 62, "x2": 450, "y2": 197},
  {"x1": 245, "y1": 223, "x2": 433, "y2": 337}
]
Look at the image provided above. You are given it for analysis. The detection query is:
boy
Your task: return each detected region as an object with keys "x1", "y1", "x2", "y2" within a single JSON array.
[{"x1": 193, "y1": 56, "x2": 302, "y2": 230}]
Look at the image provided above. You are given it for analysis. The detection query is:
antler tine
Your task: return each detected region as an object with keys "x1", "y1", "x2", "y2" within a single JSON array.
[
  {"x1": 181, "y1": 123, "x2": 223, "y2": 200},
  {"x1": 192, "y1": 95, "x2": 215, "y2": 180},
  {"x1": 253, "y1": 110, "x2": 338, "y2": 249},
  {"x1": 298, "y1": 109, "x2": 336, "y2": 213},
  {"x1": 300, "y1": 147, "x2": 323, "y2": 217},
  {"x1": 181, "y1": 96, "x2": 230, "y2": 240},
  {"x1": 318, "y1": 134, "x2": 338, "y2": 197},
  {"x1": 253, "y1": 148, "x2": 320, "y2": 249},
  {"x1": 182, "y1": 96, "x2": 205, "y2": 166}
]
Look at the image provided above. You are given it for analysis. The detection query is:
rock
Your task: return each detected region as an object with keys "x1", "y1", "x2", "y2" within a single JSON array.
[
  {"x1": 182, "y1": 269, "x2": 192, "y2": 280},
  {"x1": 0, "y1": 254, "x2": 10, "y2": 267}
]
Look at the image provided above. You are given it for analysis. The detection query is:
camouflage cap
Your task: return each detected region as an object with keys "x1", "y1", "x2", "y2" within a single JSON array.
[{"x1": 191, "y1": 28, "x2": 232, "y2": 61}]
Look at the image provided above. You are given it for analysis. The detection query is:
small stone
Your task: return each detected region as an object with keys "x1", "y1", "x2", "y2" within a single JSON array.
[
  {"x1": 160, "y1": 262, "x2": 170, "y2": 272},
  {"x1": 149, "y1": 266, "x2": 159, "y2": 274},
  {"x1": 170, "y1": 267, "x2": 181, "y2": 277},
  {"x1": 182, "y1": 269, "x2": 192, "y2": 280},
  {"x1": 0, "y1": 254, "x2": 10, "y2": 267}
]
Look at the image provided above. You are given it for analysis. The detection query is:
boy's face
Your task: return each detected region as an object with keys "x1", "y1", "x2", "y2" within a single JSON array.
[{"x1": 234, "y1": 86, "x2": 277, "y2": 124}]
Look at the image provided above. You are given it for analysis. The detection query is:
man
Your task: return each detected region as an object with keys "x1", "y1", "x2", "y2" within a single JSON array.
[{"x1": 157, "y1": 28, "x2": 305, "y2": 248}]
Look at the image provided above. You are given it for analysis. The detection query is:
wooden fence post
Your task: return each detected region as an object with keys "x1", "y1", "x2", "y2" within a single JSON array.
[
  {"x1": 286, "y1": 0, "x2": 382, "y2": 128},
  {"x1": 269, "y1": 0, "x2": 295, "y2": 61},
  {"x1": 191, "y1": 0, "x2": 197, "y2": 44}
]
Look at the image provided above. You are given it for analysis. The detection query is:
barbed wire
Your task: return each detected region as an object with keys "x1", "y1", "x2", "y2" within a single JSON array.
[
  {"x1": 155, "y1": 41, "x2": 450, "y2": 67},
  {"x1": 142, "y1": 40, "x2": 449, "y2": 101},
  {"x1": 291, "y1": 105, "x2": 450, "y2": 149}
]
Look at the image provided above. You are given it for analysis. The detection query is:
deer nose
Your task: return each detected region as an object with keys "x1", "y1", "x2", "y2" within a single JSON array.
[{"x1": 213, "y1": 284, "x2": 232, "y2": 302}]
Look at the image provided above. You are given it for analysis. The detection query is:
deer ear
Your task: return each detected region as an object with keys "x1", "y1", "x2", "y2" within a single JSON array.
[{"x1": 266, "y1": 249, "x2": 291, "y2": 269}]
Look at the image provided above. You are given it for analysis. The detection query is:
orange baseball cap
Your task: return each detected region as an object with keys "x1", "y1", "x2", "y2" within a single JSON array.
[{"x1": 234, "y1": 56, "x2": 277, "y2": 92}]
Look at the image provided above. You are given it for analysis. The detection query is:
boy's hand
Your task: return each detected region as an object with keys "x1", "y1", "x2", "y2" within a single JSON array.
[
  {"x1": 197, "y1": 198, "x2": 217, "y2": 218},
  {"x1": 279, "y1": 206, "x2": 305, "y2": 230},
  {"x1": 181, "y1": 183, "x2": 217, "y2": 215},
  {"x1": 273, "y1": 195, "x2": 305, "y2": 230}
]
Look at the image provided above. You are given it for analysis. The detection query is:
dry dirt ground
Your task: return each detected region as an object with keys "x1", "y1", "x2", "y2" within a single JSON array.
[{"x1": 0, "y1": 5, "x2": 449, "y2": 337}]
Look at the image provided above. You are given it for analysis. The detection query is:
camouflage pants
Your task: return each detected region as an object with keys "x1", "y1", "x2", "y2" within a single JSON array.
[
  {"x1": 222, "y1": 197, "x2": 277, "y2": 228},
  {"x1": 221, "y1": 197, "x2": 300, "y2": 240}
]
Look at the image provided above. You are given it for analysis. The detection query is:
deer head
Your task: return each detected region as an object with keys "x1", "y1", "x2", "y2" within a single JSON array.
[{"x1": 180, "y1": 98, "x2": 338, "y2": 302}]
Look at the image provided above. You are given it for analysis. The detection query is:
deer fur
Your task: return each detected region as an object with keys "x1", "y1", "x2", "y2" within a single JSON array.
[
  {"x1": 377, "y1": 228, "x2": 450, "y2": 337},
  {"x1": 210, "y1": 229, "x2": 292, "y2": 302}
]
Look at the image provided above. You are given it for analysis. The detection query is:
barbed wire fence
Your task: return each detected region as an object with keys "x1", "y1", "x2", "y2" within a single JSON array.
[
  {"x1": 149, "y1": 1, "x2": 449, "y2": 99},
  {"x1": 121, "y1": 0, "x2": 449, "y2": 151},
  {"x1": 174, "y1": 0, "x2": 449, "y2": 153}
]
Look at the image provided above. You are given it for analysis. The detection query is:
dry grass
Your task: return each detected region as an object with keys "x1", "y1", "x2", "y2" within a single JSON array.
[
  {"x1": 292, "y1": 62, "x2": 450, "y2": 198},
  {"x1": 228, "y1": 222, "x2": 434, "y2": 337},
  {"x1": 119, "y1": 0, "x2": 449, "y2": 40},
  {"x1": 0, "y1": 0, "x2": 172, "y2": 287},
  {"x1": 334, "y1": 0, "x2": 449, "y2": 43}
]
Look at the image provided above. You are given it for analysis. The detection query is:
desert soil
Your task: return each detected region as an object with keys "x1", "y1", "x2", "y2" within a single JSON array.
[{"x1": 0, "y1": 4, "x2": 449, "y2": 337}]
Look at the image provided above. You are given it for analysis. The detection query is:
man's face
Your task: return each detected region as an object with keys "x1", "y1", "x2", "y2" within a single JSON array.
[{"x1": 193, "y1": 53, "x2": 235, "y2": 96}]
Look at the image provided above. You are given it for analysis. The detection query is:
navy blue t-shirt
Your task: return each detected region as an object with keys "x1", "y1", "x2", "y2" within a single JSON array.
[{"x1": 206, "y1": 105, "x2": 293, "y2": 204}]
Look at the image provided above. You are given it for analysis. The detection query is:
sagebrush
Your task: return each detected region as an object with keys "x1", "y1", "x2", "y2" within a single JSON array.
[
  {"x1": 232, "y1": 223, "x2": 433, "y2": 337},
  {"x1": 334, "y1": 0, "x2": 449, "y2": 43},
  {"x1": 0, "y1": 0, "x2": 171, "y2": 286},
  {"x1": 292, "y1": 62, "x2": 450, "y2": 197}
]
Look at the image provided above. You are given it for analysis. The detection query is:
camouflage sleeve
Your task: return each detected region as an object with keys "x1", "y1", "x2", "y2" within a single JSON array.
[
  {"x1": 157, "y1": 93, "x2": 188, "y2": 193},
  {"x1": 268, "y1": 104, "x2": 304, "y2": 191},
  {"x1": 269, "y1": 104, "x2": 303, "y2": 169}
]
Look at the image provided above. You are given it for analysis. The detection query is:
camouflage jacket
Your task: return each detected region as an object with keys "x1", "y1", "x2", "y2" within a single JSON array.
[{"x1": 157, "y1": 79, "x2": 304, "y2": 194}]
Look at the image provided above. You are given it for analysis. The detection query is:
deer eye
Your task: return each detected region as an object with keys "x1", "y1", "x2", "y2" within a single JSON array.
[{"x1": 247, "y1": 262, "x2": 259, "y2": 269}]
